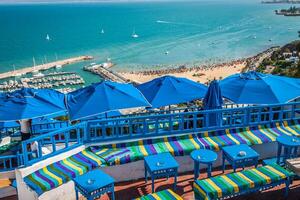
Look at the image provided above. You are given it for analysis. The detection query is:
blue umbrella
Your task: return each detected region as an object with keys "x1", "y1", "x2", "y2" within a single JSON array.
[
  {"x1": 0, "y1": 88, "x2": 66, "y2": 121},
  {"x1": 203, "y1": 80, "x2": 223, "y2": 126},
  {"x1": 137, "y1": 75, "x2": 208, "y2": 108},
  {"x1": 220, "y1": 71, "x2": 300, "y2": 104},
  {"x1": 66, "y1": 81, "x2": 151, "y2": 120}
]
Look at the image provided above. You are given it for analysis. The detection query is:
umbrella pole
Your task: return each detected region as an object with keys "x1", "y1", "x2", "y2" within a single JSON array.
[{"x1": 18, "y1": 119, "x2": 32, "y2": 141}]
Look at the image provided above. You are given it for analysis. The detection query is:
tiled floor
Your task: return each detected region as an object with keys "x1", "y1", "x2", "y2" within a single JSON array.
[{"x1": 109, "y1": 168, "x2": 300, "y2": 200}]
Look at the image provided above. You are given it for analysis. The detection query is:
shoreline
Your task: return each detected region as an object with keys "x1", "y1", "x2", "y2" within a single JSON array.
[
  {"x1": 0, "y1": 55, "x2": 93, "y2": 80},
  {"x1": 118, "y1": 46, "x2": 279, "y2": 84}
]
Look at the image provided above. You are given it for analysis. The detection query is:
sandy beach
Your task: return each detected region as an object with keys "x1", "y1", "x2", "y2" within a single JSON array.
[
  {"x1": 118, "y1": 46, "x2": 279, "y2": 84},
  {"x1": 119, "y1": 61, "x2": 246, "y2": 84}
]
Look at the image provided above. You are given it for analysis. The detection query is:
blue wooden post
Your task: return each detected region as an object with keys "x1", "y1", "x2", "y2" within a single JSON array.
[
  {"x1": 37, "y1": 140, "x2": 42, "y2": 158},
  {"x1": 155, "y1": 117, "x2": 159, "y2": 134},
  {"x1": 51, "y1": 136, "x2": 56, "y2": 152},
  {"x1": 193, "y1": 113, "x2": 197, "y2": 131},
  {"x1": 169, "y1": 116, "x2": 173, "y2": 132},
  {"x1": 180, "y1": 114, "x2": 184, "y2": 130},
  {"x1": 83, "y1": 121, "x2": 89, "y2": 142},
  {"x1": 21, "y1": 141, "x2": 28, "y2": 166},
  {"x1": 291, "y1": 104, "x2": 295, "y2": 119},
  {"x1": 143, "y1": 118, "x2": 147, "y2": 135},
  {"x1": 245, "y1": 108, "x2": 250, "y2": 126}
]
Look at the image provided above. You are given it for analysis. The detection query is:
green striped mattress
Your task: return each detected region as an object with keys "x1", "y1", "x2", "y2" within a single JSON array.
[
  {"x1": 133, "y1": 189, "x2": 183, "y2": 200},
  {"x1": 193, "y1": 164, "x2": 294, "y2": 200}
]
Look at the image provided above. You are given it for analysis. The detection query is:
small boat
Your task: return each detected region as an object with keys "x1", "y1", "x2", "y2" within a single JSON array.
[
  {"x1": 33, "y1": 72, "x2": 45, "y2": 78},
  {"x1": 101, "y1": 29, "x2": 104, "y2": 34},
  {"x1": 253, "y1": 35, "x2": 257, "y2": 39},
  {"x1": 132, "y1": 29, "x2": 139, "y2": 38},
  {"x1": 55, "y1": 64, "x2": 62, "y2": 69},
  {"x1": 46, "y1": 34, "x2": 50, "y2": 41},
  {"x1": 165, "y1": 51, "x2": 169, "y2": 55}
]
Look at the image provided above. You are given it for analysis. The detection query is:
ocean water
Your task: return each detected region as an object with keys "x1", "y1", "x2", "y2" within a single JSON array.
[{"x1": 0, "y1": 0, "x2": 300, "y2": 82}]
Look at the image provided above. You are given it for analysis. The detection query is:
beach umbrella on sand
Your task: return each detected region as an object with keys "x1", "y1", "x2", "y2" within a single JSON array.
[
  {"x1": 203, "y1": 80, "x2": 223, "y2": 126},
  {"x1": 136, "y1": 75, "x2": 208, "y2": 108},
  {"x1": 0, "y1": 88, "x2": 66, "y2": 122},
  {"x1": 66, "y1": 81, "x2": 151, "y2": 120},
  {"x1": 220, "y1": 71, "x2": 300, "y2": 104}
]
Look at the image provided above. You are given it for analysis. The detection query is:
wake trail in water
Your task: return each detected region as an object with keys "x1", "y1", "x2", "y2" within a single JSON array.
[{"x1": 156, "y1": 20, "x2": 202, "y2": 27}]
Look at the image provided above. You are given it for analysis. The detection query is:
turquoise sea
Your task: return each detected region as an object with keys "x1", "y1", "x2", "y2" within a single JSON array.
[{"x1": 0, "y1": 0, "x2": 300, "y2": 84}]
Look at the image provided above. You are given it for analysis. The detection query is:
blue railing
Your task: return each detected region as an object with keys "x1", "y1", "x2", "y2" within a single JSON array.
[
  {"x1": 86, "y1": 102, "x2": 300, "y2": 142},
  {"x1": 17, "y1": 102, "x2": 300, "y2": 167},
  {"x1": 21, "y1": 123, "x2": 86, "y2": 166},
  {"x1": 31, "y1": 121, "x2": 70, "y2": 135},
  {"x1": 0, "y1": 153, "x2": 23, "y2": 172}
]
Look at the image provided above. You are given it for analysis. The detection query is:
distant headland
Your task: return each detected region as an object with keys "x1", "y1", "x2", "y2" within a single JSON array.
[
  {"x1": 262, "y1": 0, "x2": 300, "y2": 3},
  {"x1": 275, "y1": 6, "x2": 300, "y2": 16}
]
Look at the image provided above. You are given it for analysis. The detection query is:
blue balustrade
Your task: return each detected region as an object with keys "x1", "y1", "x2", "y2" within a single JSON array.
[
  {"x1": 14, "y1": 102, "x2": 300, "y2": 167},
  {"x1": 86, "y1": 102, "x2": 300, "y2": 143},
  {"x1": 0, "y1": 153, "x2": 22, "y2": 171},
  {"x1": 31, "y1": 121, "x2": 70, "y2": 135},
  {"x1": 21, "y1": 123, "x2": 85, "y2": 166}
]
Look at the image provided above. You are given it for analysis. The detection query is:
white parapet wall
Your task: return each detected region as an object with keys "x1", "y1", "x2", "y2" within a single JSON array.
[
  {"x1": 16, "y1": 142, "x2": 278, "y2": 200},
  {"x1": 16, "y1": 145, "x2": 86, "y2": 200}
]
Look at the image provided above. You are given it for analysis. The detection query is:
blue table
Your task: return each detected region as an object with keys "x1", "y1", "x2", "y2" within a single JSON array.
[
  {"x1": 190, "y1": 149, "x2": 217, "y2": 180},
  {"x1": 144, "y1": 153, "x2": 179, "y2": 193},
  {"x1": 277, "y1": 135, "x2": 300, "y2": 164},
  {"x1": 222, "y1": 144, "x2": 259, "y2": 172},
  {"x1": 73, "y1": 169, "x2": 115, "y2": 200}
]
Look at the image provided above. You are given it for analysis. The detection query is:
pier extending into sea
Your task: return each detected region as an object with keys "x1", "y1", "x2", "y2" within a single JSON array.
[
  {"x1": 84, "y1": 63, "x2": 130, "y2": 83},
  {"x1": 0, "y1": 56, "x2": 93, "y2": 80}
]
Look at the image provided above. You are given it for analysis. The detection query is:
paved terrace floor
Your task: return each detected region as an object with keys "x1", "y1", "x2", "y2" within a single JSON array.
[{"x1": 2, "y1": 165, "x2": 300, "y2": 200}]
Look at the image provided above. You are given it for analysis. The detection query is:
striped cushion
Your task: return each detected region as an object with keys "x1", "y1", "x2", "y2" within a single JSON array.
[
  {"x1": 24, "y1": 149, "x2": 106, "y2": 195},
  {"x1": 193, "y1": 164, "x2": 294, "y2": 200},
  {"x1": 133, "y1": 189, "x2": 183, "y2": 200},
  {"x1": 91, "y1": 121, "x2": 299, "y2": 166}
]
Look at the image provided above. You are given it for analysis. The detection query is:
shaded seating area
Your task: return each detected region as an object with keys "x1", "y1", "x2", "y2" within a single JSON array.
[
  {"x1": 193, "y1": 164, "x2": 294, "y2": 200},
  {"x1": 90, "y1": 120, "x2": 300, "y2": 166},
  {"x1": 21, "y1": 120, "x2": 300, "y2": 197}
]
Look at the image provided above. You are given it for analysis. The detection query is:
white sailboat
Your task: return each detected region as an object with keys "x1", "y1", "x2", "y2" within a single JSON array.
[
  {"x1": 32, "y1": 57, "x2": 44, "y2": 78},
  {"x1": 131, "y1": 28, "x2": 139, "y2": 38},
  {"x1": 101, "y1": 29, "x2": 104, "y2": 34},
  {"x1": 46, "y1": 34, "x2": 50, "y2": 41}
]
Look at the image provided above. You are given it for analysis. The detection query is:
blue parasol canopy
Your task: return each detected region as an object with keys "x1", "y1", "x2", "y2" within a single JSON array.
[
  {"x1": 0, "y1": 88, "x2": 66, "y2": 122},
  {"x1": 203, "y1": 80, "x2": 223, "y2": 126},
  {"x1": 220, "y1": 71, "x2": 300, "y2": 104},
  {"x1": 137, "y1": 75, "x2": 208, "y2": 108},
  {"x1": 66, "y1": 81, "x2": 151, "y2": 120}
]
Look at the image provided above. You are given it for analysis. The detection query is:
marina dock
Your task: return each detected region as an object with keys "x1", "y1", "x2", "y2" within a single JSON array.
[
  {"x1": 84, "y1": 63, "x2": 129, "y2": 83},
  {"x1": 0, "y1": 55, "x2": 93, "y2": 80}
]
